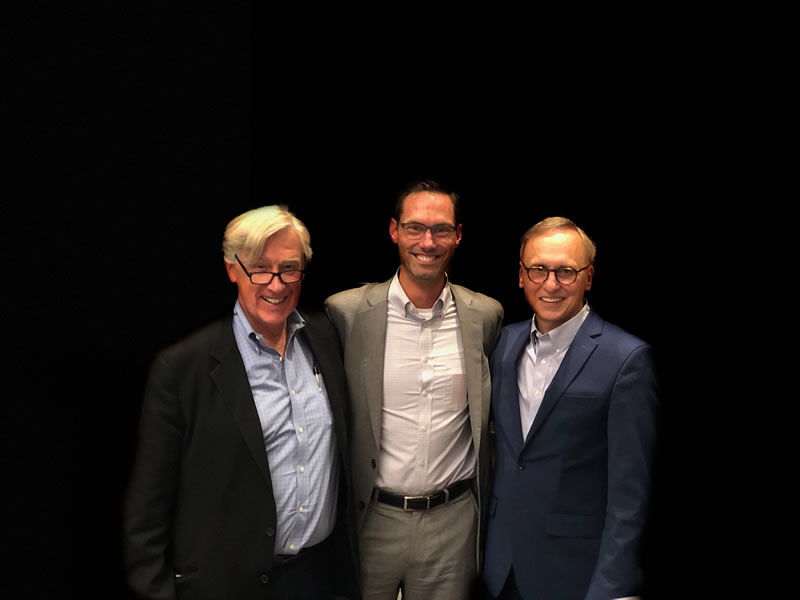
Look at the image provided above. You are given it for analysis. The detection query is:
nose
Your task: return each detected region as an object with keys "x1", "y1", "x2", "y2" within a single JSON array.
[
  {"x1": 266, "y1": 273, "x2": 287, "y2": 290},
  {"x1": 419, "y1": 229, "x2": 436, "y2": 248},
  {"x1": 542, "y1": 271, "x2": 561, "y2": 289}
]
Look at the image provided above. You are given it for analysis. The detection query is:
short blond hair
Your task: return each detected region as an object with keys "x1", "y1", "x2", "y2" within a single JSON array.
[
  {"x1": 519, "y1": 216, "x2": 596, "y2": 264},
  {"x1": 222, "y1": 205, "x2": 312, "y2": 264}
]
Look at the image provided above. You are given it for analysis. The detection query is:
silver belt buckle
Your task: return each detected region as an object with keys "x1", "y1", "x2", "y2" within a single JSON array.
[
  {"x1": 403, "y1": 494, "x2": 430, "y2": 510},
  {"x1": 403, "y1": 487, "x2": 450, "y2": 510}
]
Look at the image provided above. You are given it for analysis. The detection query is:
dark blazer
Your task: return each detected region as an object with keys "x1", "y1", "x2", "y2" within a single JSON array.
[
  {"x1": 123, "y1": 310, "x2": 358, "y2": 600},
  {"x1": 483, "y1": 310, "x2": 659, "y2": 600}
]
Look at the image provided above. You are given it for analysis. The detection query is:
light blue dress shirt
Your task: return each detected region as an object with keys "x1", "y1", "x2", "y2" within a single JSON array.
[
  {"x1": 231, "y1": 301, "x2": 339, "y2": 555},
  {"x1": 518, "y1": 303, "x2": 590, "y2": 439}
]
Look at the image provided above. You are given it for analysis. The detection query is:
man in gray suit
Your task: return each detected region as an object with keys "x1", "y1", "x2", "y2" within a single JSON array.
[{"x1": 325, "y1": 180, "x2": 503, "y2": 600}]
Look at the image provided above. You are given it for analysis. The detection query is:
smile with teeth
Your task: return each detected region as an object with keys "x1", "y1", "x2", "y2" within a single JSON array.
[
  {"x1": 540, "y1": 297, "x2": 564, "y2": 303},
  {"x1": 413, "y1": 253, "x2": 439, "y2": 263},
  {"x1": 260, "y1": 295, "x2": 286, "y2": 305}
]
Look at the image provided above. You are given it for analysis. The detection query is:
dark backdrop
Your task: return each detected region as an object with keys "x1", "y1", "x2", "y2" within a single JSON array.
[{"x1": 13, "y1": 3, "x2": 790, "y2": 598}]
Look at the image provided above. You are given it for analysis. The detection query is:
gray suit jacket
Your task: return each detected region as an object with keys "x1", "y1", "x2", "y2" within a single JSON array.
[{"x1": 324, "y1": 278, "x2": 503, "y2": 568}]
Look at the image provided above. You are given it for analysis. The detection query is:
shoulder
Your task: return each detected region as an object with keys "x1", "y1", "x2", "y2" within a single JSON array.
[
  {"x1": 298, "y1": 308, "x2": 337, "y2": 340},
  {"x1": 591, "y1": 312, "x2": 649, "y2": 349},
  {"x1": 148, "y1": 315, "x2": 232, "y2": 376},
  {"x1": 586, "y1": 312, "x2": 654, "y2": 368},
  {"x1": 325, "y1": 281, "x2": 389, "y2": 313},
  {"x1": 158, "y1": 316, "x2": 230, "y2": 358},
  {"x1": 451, "y1": 283, "x2": 503, "y2": 316},
  {"x1": 498, "y1": 319, "x2": 530, "y2": 343}
]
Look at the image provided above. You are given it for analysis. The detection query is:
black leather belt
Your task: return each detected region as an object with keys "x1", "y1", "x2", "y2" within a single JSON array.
[
  {"x1": 375, "y1": 479, "x2": 473, "y2": 511},
  {"x1": 273, "y1": 537, "x2": 327, "y2": 567}
]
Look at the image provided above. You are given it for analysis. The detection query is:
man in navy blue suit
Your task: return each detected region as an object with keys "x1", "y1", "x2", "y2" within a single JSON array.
[{"x1": 483, "y1": 217, "x2": 659, "y2": 600}]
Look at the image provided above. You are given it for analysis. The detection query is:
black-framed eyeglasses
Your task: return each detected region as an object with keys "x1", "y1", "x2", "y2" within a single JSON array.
[
  {"x1": 522, "y1": 263, "x2": 592, "y2": 285},
  {"x1": 235, "y1": 254, "x2": 305, "y2": 285},
  {"x1": 398, "y1": 221, "x2": 457, "y2": 239}
]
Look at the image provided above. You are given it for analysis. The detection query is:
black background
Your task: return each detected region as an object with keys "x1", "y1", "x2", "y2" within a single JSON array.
[{"x1": 12, "y1": 3, "x2": 791, "y2": 598}]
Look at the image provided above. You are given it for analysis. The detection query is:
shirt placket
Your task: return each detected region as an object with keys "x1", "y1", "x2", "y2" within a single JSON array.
[
  {"x1": 527, "y1": 334, "x2": 552, "y2": 434},
  {"x1": 416, "y1": 318, "x2": 434, "y2": 490},
  {"x1": 283, "y1": 340, "x2": 310, "y2": 553}
]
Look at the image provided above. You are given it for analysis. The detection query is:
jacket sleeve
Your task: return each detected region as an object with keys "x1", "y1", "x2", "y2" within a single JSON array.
[
  {"x1": 586, "y1": 343, "x2": 659, "y2": 600},
  {"x1": 122, "y1": 353, "x2": 184, "y2": 600}
]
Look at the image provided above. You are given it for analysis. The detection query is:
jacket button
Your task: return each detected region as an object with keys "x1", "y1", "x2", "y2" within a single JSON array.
[
  {"x1": 371, "y1": 458, "x2": 377, "y2": 469},
  {"x1": 518, "y1": 464, "x2": 525, "y2": 470},
  {"x1": 260, "y1": 574, "x2": 270, "y2": 584},
  {"x1": 267, "y1": 527, "x2": 275, "y2": 537},
  {"x1": 358, "y1": 500, "x2": 366, "y2": 511}
]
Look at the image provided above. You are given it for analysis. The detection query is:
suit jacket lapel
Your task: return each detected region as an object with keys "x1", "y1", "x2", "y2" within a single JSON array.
[
  {"x1": 524, "y1": 311, "x2": 602, "y2": 446},
  {"x1": 358, "y1": 282, "x2": 390, "y2": 451},
  {"x1": 209, "y1": 317, "x2": 273, "y2": 487},
  {"x1": 452, "y1": 286, "x2": 486, "y2": 451}
]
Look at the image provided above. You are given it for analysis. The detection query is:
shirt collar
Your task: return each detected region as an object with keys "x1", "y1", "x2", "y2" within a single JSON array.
[
  {"x1": 387, "y1": 270, "x2": 452, "y2": 320},
  {"x1": 233, "y1": 300, "x2": 305, "y2": 354},
  {"x1": 531, "y1": 302, "x2": 590, "y2": 349}
]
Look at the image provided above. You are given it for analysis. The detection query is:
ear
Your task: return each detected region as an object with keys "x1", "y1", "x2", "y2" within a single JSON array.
[
  {"x1": 584, "y1": 265, "x2": 594, "y2": 291},
  {"x1": 519, "y1": 261, "x2": 525, "y2": 288},
  {"x1": 389, "y1": 218, "x2": 399, "y2": 245},
  {"x1": 453, "y1": 223, "x2": 463, "y2": 248},
  {"x1": 224, "y1": 260, "x2": 237, "y2": 283}
]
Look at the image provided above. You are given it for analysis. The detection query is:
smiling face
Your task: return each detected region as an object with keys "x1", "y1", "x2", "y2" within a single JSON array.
[
  {"x1": 389, "y1": 191, "x2": 462, "y2": 288},
  {"x1": 519, "y1": 229, "x2": 594, "y2": 334},
  {"x1": 225, "y1": 227, "x2": 304, "y2": 340}
]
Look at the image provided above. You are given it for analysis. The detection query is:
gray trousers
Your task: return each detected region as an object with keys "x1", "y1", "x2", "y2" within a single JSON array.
[{"x1": 359, "y1": 490, "x2": 478, "y2": 600}]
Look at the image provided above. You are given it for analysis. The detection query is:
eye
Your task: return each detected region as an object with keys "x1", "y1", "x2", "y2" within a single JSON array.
[{"x1": 407, "y1": 223, "x2": 426, "y2": 233}]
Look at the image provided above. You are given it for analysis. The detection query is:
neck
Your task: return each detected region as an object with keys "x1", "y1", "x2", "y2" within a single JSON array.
[
  {"x1": 398, "y1": 268, "x2": 446, "y2": 309},
  {"x1": 260, "y1": 322, "x2": 289, "y2": 358}
]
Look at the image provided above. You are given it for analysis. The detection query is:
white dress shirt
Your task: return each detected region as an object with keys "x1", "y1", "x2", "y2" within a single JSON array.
[{"x1": 376, "y1": 274, "x2": 476, "y2": 495}]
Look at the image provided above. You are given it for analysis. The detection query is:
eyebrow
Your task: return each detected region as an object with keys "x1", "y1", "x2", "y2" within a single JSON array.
[{"x1": 248, "y1": 258, "x2": 303, "y2": 270}]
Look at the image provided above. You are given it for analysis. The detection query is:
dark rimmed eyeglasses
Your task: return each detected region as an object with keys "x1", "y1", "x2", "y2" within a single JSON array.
[
  {"x1": 235, "y1": 254, "x2": 305, "y2": 285},
  {"x1": 398, "y1": 222, "x2": 457, "y2": 239},
  {"x1": 521, "y1": 263, "x2": 592, "y2": 285}
]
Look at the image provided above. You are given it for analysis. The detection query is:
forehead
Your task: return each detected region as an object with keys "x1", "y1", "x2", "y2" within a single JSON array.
[
  {"x1": 523, "y1": 230, "x2": 588, "y2": 264},
  {"x1": 400, "y1": 191, "x2": 455, "y2": 223},
  {"x1": 251, "y1": 228, "x2": 304, "y2": 263}
]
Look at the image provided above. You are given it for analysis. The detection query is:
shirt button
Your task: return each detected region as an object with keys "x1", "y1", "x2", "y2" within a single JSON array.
[
  {"x1": 299, "y1": 466, "x2": 305, "y2": 472},
  {"x1": 267, "y1": 527, "x2": 275, "y2": 537},
  {"x1": 261, "y1": 574, "x2": 270, "y2": 584},
  {"x1": 421, "y1": 425, "x2": 427, "y2": 432},
  {"x1": 298, "y1": 506, "x2": 304, "y2": 512},
  {"x1": 289, "y1": 544, "x2": 295, "y2": 550},
  {"x1": 298, "y1": 427, "x2": 304, "y2": 433}
]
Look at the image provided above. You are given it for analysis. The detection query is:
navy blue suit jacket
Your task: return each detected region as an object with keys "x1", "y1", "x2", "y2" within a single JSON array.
[{"x1": 483, "y1": 310, "x2": 659, "y2": 600}]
